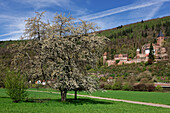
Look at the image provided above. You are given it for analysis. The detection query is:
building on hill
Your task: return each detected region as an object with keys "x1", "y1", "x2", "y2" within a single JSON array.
[
  {"x1": 138, "y1": 31, "x2": 168, "y2": 60},
  {"x1": 103, "y1": 31, "x2": 169, "y2": 66}
]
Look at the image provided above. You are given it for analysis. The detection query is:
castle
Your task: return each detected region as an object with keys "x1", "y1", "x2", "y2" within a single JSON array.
[{"x1": 103, "y1": 32, "x2": 169, "y2": 66}]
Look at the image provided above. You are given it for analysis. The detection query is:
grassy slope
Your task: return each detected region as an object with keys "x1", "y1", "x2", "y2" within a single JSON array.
[{"x1": 0, "y1": 89, "x2": 170, "y2": 113}]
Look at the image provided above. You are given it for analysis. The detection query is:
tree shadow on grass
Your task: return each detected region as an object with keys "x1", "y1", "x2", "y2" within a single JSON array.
[
  {"x1": 0, "y1": 96, "x2": 114, "y2": 105},
  {"x1": 24, "y1": 98, "x2": 114, "y2": 105},
  {"x1": 62, "y1": 98, "x2": 114, "y2": 105},
  {"x1": 0, "y1": 96, "x2": 10, "y2": 99}
]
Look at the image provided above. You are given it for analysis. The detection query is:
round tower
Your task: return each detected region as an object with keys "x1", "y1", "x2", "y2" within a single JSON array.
[
  {"x1": 103, "y1": 52, "x2": 107, "y2": 65},
  {"x1": 136, "y1": 49, "x2": 140, "y2": 58},
  {"x1": 157, "y1": 31, "x2": 164, "y2": 46}
]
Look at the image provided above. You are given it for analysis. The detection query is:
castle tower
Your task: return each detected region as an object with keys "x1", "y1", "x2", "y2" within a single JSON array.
[
  {"x1": 157, "y1": 31, "x2": 164, "y2": 46},
  {"x1": 136, "y1": 49, "x2": 140, "y2": 58},
  {"x1": 103, "y1": 52, "x2": 107, "y2": 65}
]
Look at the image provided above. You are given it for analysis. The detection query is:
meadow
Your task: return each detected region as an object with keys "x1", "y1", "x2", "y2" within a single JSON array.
[
  {"x1": 0, "y1": 88, "x2": 170, "y2": 113},
  {"x1": 29, "y1": 88, "x2": 170, "y2": 105},
  {"x1": 71, "y1": 90, "x2": 170, "y2": 105}
]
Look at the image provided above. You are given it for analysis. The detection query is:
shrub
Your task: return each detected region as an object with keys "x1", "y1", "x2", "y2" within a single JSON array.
[
  {"x1": 137, "y1": 71, "x2": 153, "y2": 81},
  {"x1": 100, "y1": 76, "x2": 107, "y2": 82},
  {"x1": 146, "y1": 84, "x2": 155, "y2": 92},
  {"x1": 99, "y1": 83, "x2": 105, "y2": 89},
  {"x1": 104, "y1": 84, "x2": 112, "y2": 90},
  {"x1": 112, "y1": 82, "x2": 122, "y2": 90},
  {"x1": 155, "y1": 85, "x2": 163, "y2": 92},
  {"x1": 133, "y1": 84, "x2": 146, "y2": 91},
  {"x1": 31, "y1": 84, "x2": 44, "y2": 89},
  {"x1": 5, "y1": 71, "x2": 28, "y2": 103},
  {"x1": 122, "y1": 83, "x2": 133, "y2": 91},
  {"x1": 133, "y1": 83, "x2": 155, "y2": 92},
  {"x1": 112, "y1": 77, "x2": 123, "y2": 90}
]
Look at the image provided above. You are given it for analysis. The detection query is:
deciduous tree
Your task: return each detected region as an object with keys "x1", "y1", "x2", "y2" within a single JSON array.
[{"x1": 13, "y1": 12, "x2": 108, "y2": 102}]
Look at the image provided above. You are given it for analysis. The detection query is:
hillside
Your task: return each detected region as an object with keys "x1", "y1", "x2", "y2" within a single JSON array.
[
  {"x1": 0, "y1": 16, "x2": 170, "y2": 87},
  {"x1": 97, "y1": 16, "x2": 170, "y2": 59}
]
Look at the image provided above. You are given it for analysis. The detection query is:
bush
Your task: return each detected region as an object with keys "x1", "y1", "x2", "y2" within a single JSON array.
[
  {"x1": 99, "y1": 83, "x2": 105, "y2": 89},
  {"x1": 122, "y1": 83, "x2": 133, "y2": 91},
  {"x1": 133, "y1": 84, "x2": 146, "y2": 91},
  {"x1": 137, "y1": 71, "x2": 153, "y2": 81},
  {"x1": 133, "y1": 83, "x2": 155, "y2": 91},
  {"x1": 146, "y1": 84, "x2": 155, "y2": 92},
  {"x1": 31, "y1": 84, "x2": 44, "y2": 89},
  {"x1": 112, "y1": 82, "x2": 122, "y2": 90},
  {"x1": 155, "y1": 85, "x2": 163, "y2": 92},
  {"x1": 100, "y1": 76, "x2": 107, "y2": 82},
  {"x1": 104, "y1": 84, "x2": 112, "y2": 90},
  {"x1": 112, "y1": 77, "x2": 123, "y2": 90},
  {"x1": 5, "y1": 71, "x2": 28, "y2": 103}
]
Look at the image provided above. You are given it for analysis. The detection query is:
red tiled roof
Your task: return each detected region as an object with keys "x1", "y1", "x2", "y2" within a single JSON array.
[{"x1": 103, "y1": 52, "x2": 107, "y2": 56}]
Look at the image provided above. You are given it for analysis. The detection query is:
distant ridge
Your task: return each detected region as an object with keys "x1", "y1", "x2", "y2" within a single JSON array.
[{"x1": 97, "y1": 16, "x2": 170, "y2": 33}]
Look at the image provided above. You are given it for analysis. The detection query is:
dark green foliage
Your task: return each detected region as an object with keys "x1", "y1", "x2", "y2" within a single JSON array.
[
  {"x1": 112, "y1": 77, "x2": 123, "y2": 90},
  {"x1": 144, "y1": 25, "x2": 148, "y2": 30},
  {"x1": 5, "y1": 71, "x2": 28, "y2": 103},
  {"x1": 117, "y1": 25, "x2": 123, "y2": 29},
  {"x1": 149, "y1": 43, "x2": 154, "y2": 61},
  {"x1": 155, "y1": 85, "x2": 163, "y2": 91},
  {"x1": 104, "y1": 84, "x2": 112, "y2": 90},
  {"x1": 116, "y1": 60, "x2": 120, "y2": 64},
  {"x1": 112, "y1": 83, "x2": 122, "y2": 90},
  {"x1": 122, "y1": 83, "x2": 133, "y2": 91},
  {"x1": 152, "y1": 25, "x2": 154, "y2": 30}
]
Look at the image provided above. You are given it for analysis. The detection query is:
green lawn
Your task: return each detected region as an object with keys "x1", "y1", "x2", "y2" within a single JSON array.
[
  {"x1": 30, "y1": 88, "x2": 170, "y2": 105},
  {"x1": 0, "y1": 88, "x2": 170, "y2": 113},
  {"x1": 71, "y1": 90, "x2": 170, "y2": 105}
]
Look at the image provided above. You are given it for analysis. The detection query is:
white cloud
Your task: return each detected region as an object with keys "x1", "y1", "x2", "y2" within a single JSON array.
[
  {"x1": 0, "y1": 30, "x2": 23, "y2": 37},
  {"x1": 76, "y1": 0, "x2": 169, "y2": 21},
  {"x1": 0, "y1": 34, "x2": 22, "y2": 41},
  {"x1": 16, "y1": 0, "x2": 71, "y2": 9},
  {"x1": 0, "y1": 14, "x2": 26, "y2": 40},
  {"x1": 145, "y1": 2, "x2": 164, "y2": 20}
]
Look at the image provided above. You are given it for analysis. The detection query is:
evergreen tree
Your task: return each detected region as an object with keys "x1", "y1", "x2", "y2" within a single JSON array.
[{"x1": 149, "y1": 43, "x2": 154, "y2": 61}]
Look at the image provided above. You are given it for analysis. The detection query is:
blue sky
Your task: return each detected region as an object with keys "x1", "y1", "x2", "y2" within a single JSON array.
[{"x1": 0, "y1": 0, "x2": 170, "y2": 41}]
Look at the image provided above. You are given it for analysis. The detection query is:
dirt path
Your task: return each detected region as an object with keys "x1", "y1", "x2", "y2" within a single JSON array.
[{"x1": 28, "y1": 90, "x2": 170, "y2": 109}]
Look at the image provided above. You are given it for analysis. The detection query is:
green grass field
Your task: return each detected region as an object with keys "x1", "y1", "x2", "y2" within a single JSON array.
[
  {"x1": 0, "y1": 88, "x2": 170, "y2": 113},
  {"x1": 30, "y1": 88, "x2": 170, "y2": 105},
  {"x1": 71, "y1": 90, "x2": 170, "y2": 105}
]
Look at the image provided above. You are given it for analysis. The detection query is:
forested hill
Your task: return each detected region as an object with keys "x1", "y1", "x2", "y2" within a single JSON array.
[
  {"x1": 0, "y1": 16, "x2": 170, "y2": 87},
  {"x1": 97, "y1": 16, "x2": 170, "y2": 59}
]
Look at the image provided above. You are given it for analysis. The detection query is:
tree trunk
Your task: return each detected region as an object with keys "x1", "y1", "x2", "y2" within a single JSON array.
[
  {"x1": 61, "y1": 90, "x2": 67, "y2": 102},
  {"x1": 74, "y1": 90, "x2": 77, "y2": 100}
]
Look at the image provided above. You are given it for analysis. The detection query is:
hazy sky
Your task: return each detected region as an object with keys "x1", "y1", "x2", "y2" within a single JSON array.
[{"x1": 0, "y1": 0, "x2": 170, "y2": 41}]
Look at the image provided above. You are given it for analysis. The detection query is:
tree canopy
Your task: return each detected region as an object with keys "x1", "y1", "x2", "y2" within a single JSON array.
[{"x1": 13, "y1": 12, "x2": 108, "y2": 101}]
